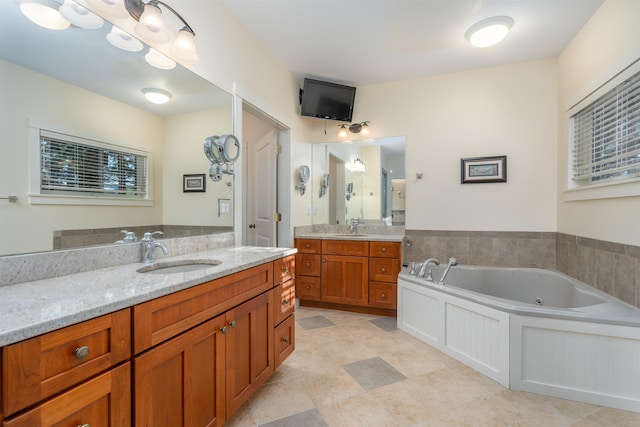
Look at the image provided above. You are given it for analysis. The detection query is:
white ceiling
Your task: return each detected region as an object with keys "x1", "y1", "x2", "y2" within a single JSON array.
[{"x1": 223, "y1": 0, "x2": 605, "y2": 87}]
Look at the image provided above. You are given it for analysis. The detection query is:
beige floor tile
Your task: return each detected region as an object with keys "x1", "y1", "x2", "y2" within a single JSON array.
[
  {"x1": 248, "y1": 378, "x2": 316, "y2": 425},
  {"x1": 318, "y1": 392, "x2": 400, "y2": 427},
  {"x1": 378, "y1": 346, "x2": 457, "y2": 378},
  {"x1": 224, "y1": 402, "x2": 257, "y2": 427},
  {"x1": 570, "y1": 407, "x2": 640, "y2": 427},
  {"x1": 302, "y1": 367, "x2": 365, "y2": 407}
]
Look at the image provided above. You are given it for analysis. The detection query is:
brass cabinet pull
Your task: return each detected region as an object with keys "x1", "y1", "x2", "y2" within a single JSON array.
[
  {"x1": 229, "y1": 320, "x2": 237, "y2": 328},
  {"x1": 306, "y1": 262, "x2": 311, "y2": 268},
  {"x1": 220, "y1": 326, "x2": 228, "y2": 334},
  {"x1": 305, "y1": 286, "x2": 311, "y2": 291},
  {"x1": 282, "y1": 337, "x2": 289, "y2": 344},
  {"x1": 381, "y1": 267, "x2": 386, "y2": 273},
  {"x1": 283, "y1": 266, "x2": 289, "y2": 273},
  {"x1": 74, "y1": 345, "x2": 90, "y2": 360},
  {"x1": 381, "y1": 247, "x2": 387, "y2": 252},
  {"x1": 305, "y1": 244, "x2": 310, "y2": 248},
  {"x1": 381, "y1": 293, "x2": 386, "y2": 299},
  {"x1": 283, "y1": 298, "x2": 289, "y2": 305}
]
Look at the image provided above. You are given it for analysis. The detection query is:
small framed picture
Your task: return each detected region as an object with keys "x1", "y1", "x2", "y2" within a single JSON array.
[
  {"x1": 183, "y1": 174, "x2": 206, "y2": 192},
  {"x1": 461, "y1": 156, "x2": 507, "y2": 184}
]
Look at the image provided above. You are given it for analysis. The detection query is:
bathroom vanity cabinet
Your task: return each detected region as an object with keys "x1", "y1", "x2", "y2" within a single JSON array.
[
  {"x1": 295, "y1": 238, "x2": 401, "y2": 316},
  {"x1": 0, "y1": 256, "x2": 296, "y2": 427}
]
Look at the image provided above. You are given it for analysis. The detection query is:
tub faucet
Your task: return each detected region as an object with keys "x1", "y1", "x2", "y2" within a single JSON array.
[
  {"x1": 418, "y1": 258, "x2": 440, "y2": 280},
  {"x1": 141, "y1": 231, "x2": 169, "y2": 263},
  {"x1": 438, "y1": 258, "x2": 458, "y2": 285}
]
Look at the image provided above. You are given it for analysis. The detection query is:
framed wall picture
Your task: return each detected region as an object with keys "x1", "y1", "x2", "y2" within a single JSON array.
[
  {"x1": 183, "y1": 174, "x2": 206, "y2": 192},
  {"x1": 461, "y1": 156, "x2": 507, "y2": 184}
]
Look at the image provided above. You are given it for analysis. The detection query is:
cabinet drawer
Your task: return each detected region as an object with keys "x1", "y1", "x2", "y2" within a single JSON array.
[
  {"x1": 295, "y1": 239, "x2": 321, "y2": 254},
  {"x1": 369, "y1": 257, "x2": 401, "y2": 282},
  {"x1": 274, "y1": 280, "x2": 295, "y2": 325},
  {"x1": 2, "y1": 309, "x2": 130, "y2": 416},
  {"x1": 274, "y1": 315, "x2": 295, "y2": 368},
  {"x1": 296, "y1": 254, "x2": 321, "y2": 276},
  {"x1": 322, "y1": 240, "x2": 369, "y2": 256},
  {"x1": 369, "y1": 282, "x2": 397, "y2": 309},
  {"x1": 3, "y1": 362, "x2": 131, "y2": 427},
  {"x1": 133, "y1": 262, "x2": 273, "y2": 353},
  {"x1": 369, "y1": 241, "x2": 401, "y2": 258},
  {"x1": 296, "y1": 276, "x2": 321, "y2": 300},
  {"x1": 274, "y1": 255, "x2": 295, "y2": 285}
]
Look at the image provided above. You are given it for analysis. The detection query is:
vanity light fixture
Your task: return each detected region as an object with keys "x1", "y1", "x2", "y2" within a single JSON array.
[
  {"x1": 352, "y1": 158, "x2": 366, "y2": 172},
  {"x1": 145, "y1": 47, "x2": 176, "y2": 69},
  {"x1": 142, "y1": 87, "x2": 172, "y2": 104},
  {"x1": 19, "y1": 0, "x2": 71, "y2": 30},
  {"x1": 86, "y1": 0, "x2": 129, "y2": 19},
  {"x1": 59, "y1": 0, "x2": 104, "y2": 29},
  {"x1": 338, "y1": 121, "x2": 371, "y2": 138},
  {"x1": 465, "y1": 16, "x2": 514, "y2": 48}
]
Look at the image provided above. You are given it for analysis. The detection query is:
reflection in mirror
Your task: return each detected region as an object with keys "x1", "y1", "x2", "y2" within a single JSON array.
[
  {"x1": 312, "y1": 137, "x2": 406, "y2": 226},
  {"x1": 0, "y1": 1, "x2": 233, "y2": 256}
]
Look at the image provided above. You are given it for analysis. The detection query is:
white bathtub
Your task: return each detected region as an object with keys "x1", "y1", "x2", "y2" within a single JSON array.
[{"x1": 397, "y1": 266, "x2": 640, "y2": 413}]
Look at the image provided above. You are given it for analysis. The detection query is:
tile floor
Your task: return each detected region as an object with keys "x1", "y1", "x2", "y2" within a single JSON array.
[{"x1": 225, "y1": 306, "x2": 640, "y2": 427}]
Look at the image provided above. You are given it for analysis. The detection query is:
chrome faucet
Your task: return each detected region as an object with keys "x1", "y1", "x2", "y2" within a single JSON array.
[
  {"x1": 348, "y1": 218, "x2": 361, "y2": 234},
  {"x1": 417, "y1": 258, "x2": 440, "y2": 280},
  {"x1": 140, "y1": 231, "x2": 169, "y2": 263},
  {"x1": 438, "y1": 258, "x2": 458, "y2": 285}
]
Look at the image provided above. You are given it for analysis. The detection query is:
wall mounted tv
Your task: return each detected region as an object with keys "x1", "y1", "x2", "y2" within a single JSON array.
[{"x1": 300, "y1": 78, "x2": 356, "y2": 122}]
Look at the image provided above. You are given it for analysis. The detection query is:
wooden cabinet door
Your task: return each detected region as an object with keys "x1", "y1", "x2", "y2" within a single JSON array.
[
  {"x1": 321, "y1": 255, "x2": 369, "y2": 306},
  {"x1": 225, "y1": 291, "x2": 274, "y2": 416},
  {"x1": 4, "y1": 362, "x2": 130, "y2": 427},
  {"x1": 134, "y1": 315, "x2": 226, "y2": 427}
]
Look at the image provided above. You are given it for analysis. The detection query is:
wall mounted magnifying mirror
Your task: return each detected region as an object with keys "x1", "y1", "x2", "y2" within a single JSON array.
[
  {"x1": 204, "y1": 134, "x2": 240, "y2": 182},
  {"x1": 296, "y1": 165, "x2": 310, "y2": 195},
  {"x1": 319, "y1": 174, "x2": 330, "y2": 198}
]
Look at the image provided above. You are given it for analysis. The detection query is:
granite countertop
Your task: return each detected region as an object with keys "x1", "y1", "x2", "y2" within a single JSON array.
[
  {"x1": 0, "y1": 246, "x2": 296, "y2": 347},
  {"x1": 294, "y1": 232, "x2": 404, "y2": 242}
]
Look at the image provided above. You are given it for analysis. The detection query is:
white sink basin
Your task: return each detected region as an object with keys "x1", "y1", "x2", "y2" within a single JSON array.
[
  {"x1": 331, "y1": 233, "x2": 368, "y2": 237},
  {"x1": 137, "y1": 259, "x2": 222, "y2": 274}
]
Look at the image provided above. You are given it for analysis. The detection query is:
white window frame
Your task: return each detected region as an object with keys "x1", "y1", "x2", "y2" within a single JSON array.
[
  {"x1": 27, "y1": 119, "x2": 154, "y2": 206},
  {"x1": 564, "y1": 58, "x2": 640, "y2": 201}
]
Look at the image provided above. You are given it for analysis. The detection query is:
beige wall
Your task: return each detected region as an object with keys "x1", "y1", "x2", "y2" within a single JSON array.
[
  {"x1": 557, "y1": 0, "x2": 640, "y2": 246},
  {"x1": 0, "y1": 60, "x2": 164, "y2": 255},
  {"x1": 163, "y1": 108, "x2": 233, "y2": 226},
  {"x1": 309, "y1": 59, "x2": 559, "y2": 232}
]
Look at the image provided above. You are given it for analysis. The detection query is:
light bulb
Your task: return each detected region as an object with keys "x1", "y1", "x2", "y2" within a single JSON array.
[{"x1": 170, "y1": 28, "x2": 199, "y2": 63}]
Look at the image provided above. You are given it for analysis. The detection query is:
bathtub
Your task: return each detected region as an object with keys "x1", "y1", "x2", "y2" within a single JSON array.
[{"x1": 397, "y1": 265, "x2": 640, "y2": 413}]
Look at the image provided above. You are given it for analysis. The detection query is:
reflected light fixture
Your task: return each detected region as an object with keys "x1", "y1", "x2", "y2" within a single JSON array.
[
  {"x1": 142, "y1": 87, "x2": 172, "y2": 104},
  {"x1": 465, "y1": 16, "x2": 513, "y2": 48},
  {"x1": 59, "y1": 0, "x2": 104, "y2": 29},
  {"x1": 145, "y1": 47, "x2": 176, "y2": 69},
  {"x1": 352, "y1": 158, "x2": 366, "y2": 172},
  {"x1": 86, "y1": 0, "x2": 129, "y2": 19},
  {"x1": 106, "y1": 24, "x2": 144, "y2": 51},
  {"x1": 19, "y1": 0, "x2": 71, "y2": 30}
]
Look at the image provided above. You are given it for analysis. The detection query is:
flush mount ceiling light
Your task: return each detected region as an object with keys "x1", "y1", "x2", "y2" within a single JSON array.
[
  {"x1": 142, "y1": 87, "x2": 172, "y2": 104},
  {"x1": 465, "y1": 16, "x2": 514, "y2": 48},
  {"x1": 59, "y1": 0, "x2": 104, "y2": 29},
  {"x1": 19, "y1": 0, "x2": 70, "y2": 30}
]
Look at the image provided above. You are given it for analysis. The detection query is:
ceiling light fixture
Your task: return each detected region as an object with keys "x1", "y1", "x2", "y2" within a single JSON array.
[
  {"x1": 58, "y1": 0, "x2": 104, "y2": 29},
  {"x1": 142, "y1": 87, "x2": 172, "y2": 104},
  {"x1": 19, "y1": 0, "x2": 70, "y2": 30},
  {"x1": 465, "y1": 16, "x2": 513, "y2": 48}
]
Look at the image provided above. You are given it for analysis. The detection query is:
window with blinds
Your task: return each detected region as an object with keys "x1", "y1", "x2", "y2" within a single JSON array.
[
  {"x1": 39, "y1": 130, "x2": 148, "y2": 198},
  {"x1": 570, "y1": 68, "x2": 640, "y2": 185}
]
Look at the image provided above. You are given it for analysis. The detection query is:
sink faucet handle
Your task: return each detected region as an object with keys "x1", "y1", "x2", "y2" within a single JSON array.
[
  {"x1": 142, "y1": 231, "x2": 164, "y2": 241},
  {"x1": 120, "y1": 230, "x2": 137, "y2": 242}
]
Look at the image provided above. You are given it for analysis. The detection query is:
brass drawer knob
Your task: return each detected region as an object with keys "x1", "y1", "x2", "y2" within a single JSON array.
[
  {"x1": 306, "y1": 262, "x2": 311, "y2": 267},
  {"x1": 381, "y1": 267, "x2": 386, "y2": 273},
  {"x1": 74, "y1": 345, "x2": 90, "y2": 360},
  {"x1": 283, "y1": 266, "x2": 289, "y2": 273},
  {"x1": 282, "y1": 337, "x2": 289, "y2": 344},
  {"x1": 220, "y1": 326, "x2": 228, "y2": 334},
  {"x1": 305, "y1": 244, "x2": 310, "y2": 248},
  {"x1": 305, "y1": 285, "x2": 311, "y2": 290},
  {"x1": 283, "y1": 298, "x2": 290, "y2": 304},
  {"x1": 381, "y1": 247, "x2": 387, "y2": 252},
  {"x1": 381, "y1": 293, "x2": 386, "y2": 299},
  {"x1": 229, "y1": 320, "x2": 237, "y2": 328}
]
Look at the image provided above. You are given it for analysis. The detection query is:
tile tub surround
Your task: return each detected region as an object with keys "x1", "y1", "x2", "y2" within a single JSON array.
[
  {"x1": 223, "y1": 306, "x2": 640, "y2": 427},
  {"x1": 0, "y1": 244, "x2": 296, "y2": 346},
  {"x1": 0, "y1": 232, "x2": 235, "y2": 286},
  {"x1": 405, "y1": 229, "x2": 640, "y2": 309}
]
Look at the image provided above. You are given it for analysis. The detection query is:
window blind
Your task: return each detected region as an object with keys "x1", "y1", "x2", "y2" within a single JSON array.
[
  {"x1": 40, "y1": 130, "x2": 148, "y2": 198},
  {"x1": 571, "y1": 70, "x2": 640, "y2": 183}
]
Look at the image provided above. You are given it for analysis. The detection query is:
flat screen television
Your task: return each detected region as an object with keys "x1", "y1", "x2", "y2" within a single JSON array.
[{"x1": 300, "y1": 78, "x2": 356, "y2": 122}]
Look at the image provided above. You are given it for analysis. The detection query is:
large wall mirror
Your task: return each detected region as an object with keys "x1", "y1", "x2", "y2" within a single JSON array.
[
  {"x1": 0, "y1": 1, "x2": 233, "y2": 256},
  {"x1": 311, "y1": 136, "x2": 406, "y2": 226}
]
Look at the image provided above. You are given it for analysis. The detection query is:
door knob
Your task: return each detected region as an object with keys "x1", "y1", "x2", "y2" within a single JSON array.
[{"x1": 248, "y1": 224, "x2": 256, "y2": 229}]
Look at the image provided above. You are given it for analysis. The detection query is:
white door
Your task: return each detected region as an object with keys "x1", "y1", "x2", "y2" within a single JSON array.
[{"x1": 248, "y1": 130, "x2": 277, "y2": 247}]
